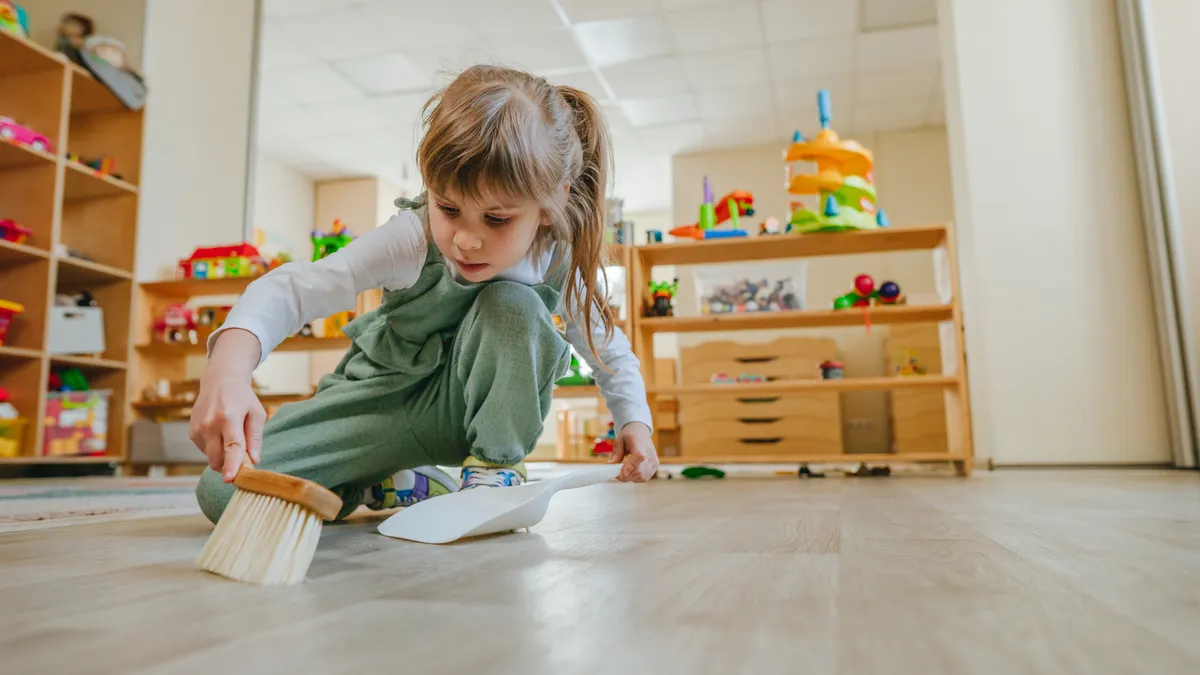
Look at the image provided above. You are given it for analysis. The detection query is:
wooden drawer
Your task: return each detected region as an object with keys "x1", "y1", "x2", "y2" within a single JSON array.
[
  {"x1": 890, "y1": 390, "x2": 947, "y2": 454},
  {"x1": 678, "y1": 392, "x2": 840, "y2": 425},
  {"x1": 681, "y1": 337, "x2": 837, "y2": 384},
  {"x1": 680, "y1": 395, "x2": 843, "y2": 457}
]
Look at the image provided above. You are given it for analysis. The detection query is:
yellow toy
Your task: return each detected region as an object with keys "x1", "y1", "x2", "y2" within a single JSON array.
[
  {"x1": 784, "y1": 90, "x2": 890, "y2": 233},
  {"x1": 323, "y1": 310, "x2": 355, "y2": 337}
]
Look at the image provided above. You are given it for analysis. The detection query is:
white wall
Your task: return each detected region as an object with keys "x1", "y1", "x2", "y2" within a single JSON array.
[
  {"x1": 939, "y1": 0, "x2": 1169, "y2": 465},
  {"x1": 136, "y1": 0, "x2": 255, "y2": 280},
  {"x1": 247, "y1": 151, "x2": 315, "y2": 394}
]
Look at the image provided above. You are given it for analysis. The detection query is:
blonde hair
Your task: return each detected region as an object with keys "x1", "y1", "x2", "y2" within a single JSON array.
[{"x1": 417, "y1": 64, "x2": 614, "y2": 364}]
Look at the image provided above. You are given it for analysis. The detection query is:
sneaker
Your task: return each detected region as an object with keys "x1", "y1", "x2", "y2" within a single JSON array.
[
  {"x1": 460, "y1": 458, "x2": 527, "y2": 490},
  {"x1": 364, "y1": 466, "x2": 458, "y2": 510}
]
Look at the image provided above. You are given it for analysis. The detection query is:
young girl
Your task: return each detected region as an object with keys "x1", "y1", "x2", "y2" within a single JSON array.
[{"x1": 192, "y1": 65, "x2": 658, "y2": 523}]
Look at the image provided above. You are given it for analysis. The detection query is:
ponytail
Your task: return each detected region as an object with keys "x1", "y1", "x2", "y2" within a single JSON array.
[{"x1": 557, "y1": 85, "x2": 615, "y2": 368}]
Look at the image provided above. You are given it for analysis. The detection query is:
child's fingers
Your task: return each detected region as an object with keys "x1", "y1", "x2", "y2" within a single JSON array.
[
  {"x1": 220, "y1": 419, "x2": 248, "y2": 482},
  {"x1": 608, "y1": 435, "x2": 626, "y2": 464},
  {"x1": 246, "y1": 405, "x2": 266, "y2": 464}
]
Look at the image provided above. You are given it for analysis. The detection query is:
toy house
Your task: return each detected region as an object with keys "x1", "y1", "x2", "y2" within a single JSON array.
[{"x1": 178, "y1": 243, "x2": 267, "y2": 280}]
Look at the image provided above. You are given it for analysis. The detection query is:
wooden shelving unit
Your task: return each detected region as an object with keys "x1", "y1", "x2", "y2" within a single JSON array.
[
  {"x1": 0, "y1": 31, "x2": 143, "y2": 466},
  {"x1": 628, "y1": 223, "x2": 975, "y2": 475}
]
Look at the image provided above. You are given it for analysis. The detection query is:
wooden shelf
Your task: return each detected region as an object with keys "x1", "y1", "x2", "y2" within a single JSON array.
[
  {"x1": 0, "y1": 455, "x2": 119, "y2": 465},
  {"x1": 141, "y1": 276, "x2": 261, "y2": 297},
  {"x1": 0, "y1": 30, "x2": 65, "y2": 78},
  {"x1": 63, "y1": 160, "x2": 139, "y2": 200},
  {"x1": 637, "y1": 224, "x2": 947, "y2": 266},
  {"x1": 554, "y1": 385, "x2": 600, "y2": 398},
  {"x1": 136, "y1": 336, "x2": 351, "y2": 357},
  {"x1": 639, "y1": 304, "x2": 954, "y2": 334},
  {"x1": 0, "y1": 137, "x2": 57, "y2": 170},
  {"x1": 0, "y1": 345, "x2": 43, "y2": 359},
  {"x1": 648, "y1": 375, "x2": 958, "y2": 396},
  {"x1": 49, "y1": 354, "x2": 127, "y2": 370},
  {"x1": 68, "y1": 63, "x2": 131, "y2": 115},
  {"x1": 656, "y1": 453, "x2": 960, "y2": 465},
  {"x1": 0, "y1": 239, "x2": 50, "y2": 264},
  {"x1": 55, "y1": 255, "x2": 133, "y2": 287}
]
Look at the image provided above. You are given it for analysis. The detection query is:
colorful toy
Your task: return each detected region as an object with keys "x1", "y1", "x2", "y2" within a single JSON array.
[
  {"x1": 700, "y1": 277, "x2": 800, "y2": 315},
  {"x1": 178, "y1": 243, "x2": 267, "y2": 280},
  {"x1": 66, "y1": 153, "x2": 122, "y2": 180},
  {"x1": 50, "y1": 368, "x2": 89, "y2": 392},
  {"x1": 681, "y1": 466, "x2": 725, "y2": 479},
  {"x1": 820, "y1": 360, "x2": 845, "y2": 379},
  {"x1": 556, "y1": 351, "x2": 594, "y2": 387},
  {"x1": 646, "y1": 279, "x2": 678, "y2": 317},
  {"x1": 312, "y1": 219, "x2": 354, "y2": 260},
  {"x1": 711, "y1": 373, "x2": 767, "y2": 384},
  {"x1": 0, "y1": 2, "x2": 30, "y2": 37},
  {"x1": 0, "y1": 219, "x2": 32, "y2": 245},
  {"x1": 591, "y1": 421, "x2": 616, "y2": 457},
  {"x1": 784, "y1": 90, "x2": 891, "y2": 234},
  {"x1": 0, "y1": 116, "x2": 51, "y2": 152},
  {"x1": 268, "y1": 251, "x2": 293, "y2": 270},
  {"x1": 0, "y1": 299, "x2": 23, "y2": 346},
  {"x1": 43, "y1": 389, "x2": 110, "y2": 456},
  {"x1": 759, "y1": 217, "x2": 782, "y2": 236},
  {"x1": 895, "y1": 349, "x2": 928, "y2": 376},
  {"x1": 153, "y1": 304, "x2": 199, "y2": 344},
  {"x1": 646, "y1": 230, "x2": 663, "y2": 244},
  {"x1": 832, "y1": 274, "x2": 905, "y2": 309},
  {"x1": 322, "y1": 310, "x2": 355, "y2": 337},
  {"x1": 0, "y1": 387, "x2": 24, "y2": 458},
  {"x1": 669, "y1": 177, "x2": 753, "y2": 240}
]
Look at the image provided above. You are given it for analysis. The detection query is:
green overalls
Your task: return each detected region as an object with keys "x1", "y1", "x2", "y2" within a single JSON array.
[{"x1": 196, "y1": 204, "x2": 572, "y2": 523}]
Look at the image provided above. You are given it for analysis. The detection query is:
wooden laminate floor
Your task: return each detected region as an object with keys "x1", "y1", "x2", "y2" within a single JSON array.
[{"x1": 2, "y1": 470, "x2": 1199, "y2": 674}]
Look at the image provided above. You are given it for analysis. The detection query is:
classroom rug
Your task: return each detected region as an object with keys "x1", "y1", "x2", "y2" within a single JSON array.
[{"x1": 0, "y1": 477, "x2": 201, "y2": 533}]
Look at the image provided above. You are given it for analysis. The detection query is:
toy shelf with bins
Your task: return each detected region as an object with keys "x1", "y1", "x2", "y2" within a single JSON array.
[
  {"x1": 628, "y1": 223, "x2": 974, "y2": 475},
  {"x1": 0, "y1": 30, "x2": 142, "y2": 465}
]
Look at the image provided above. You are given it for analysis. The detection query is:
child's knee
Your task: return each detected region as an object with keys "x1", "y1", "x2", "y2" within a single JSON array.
[
  {"x1": 471, "y1": 281, "x2": 553, "y2": 329},
  {"x1": 195, "y1": 468, "x2": 235, "y2": 524}
]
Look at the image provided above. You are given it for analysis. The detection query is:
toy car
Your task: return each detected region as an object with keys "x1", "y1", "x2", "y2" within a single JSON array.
[
  {"x1": 0, "y1": 219, "x2": 32, "y2": 245},
  {"x1": 591, "y1": 421, "x2": 616, "y2": 457},
  {"x1": 153, "y1": 304, "x2": 199, "y2": 344},
  {"x1": 0, "y1": 116, "x2": 51, "y2": 152}
]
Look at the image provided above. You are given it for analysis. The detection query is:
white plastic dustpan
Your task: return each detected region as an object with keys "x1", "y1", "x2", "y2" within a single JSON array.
[{"x1": 377, "y1": 464, "x2": 621, "y2": 544}]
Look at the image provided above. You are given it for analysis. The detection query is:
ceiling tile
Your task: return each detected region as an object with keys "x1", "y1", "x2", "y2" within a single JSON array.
[
  {"x1": 259, "y1": 22, "x2": 317, "y2": 71},
  {"x1": 774, "y1": 78, "x2": 854, "y2": 127},
  {"x1": 257, "y1": 106, "x2": 331, "y2": 143},
  {"x1": 490, "y1": 29, "x2": 589, "y2": 74},
  {"x1": 856, "y1": 26, "x2": 940, "y2": 71},
  {"x1": 256, "y1": 77, "x2": 299, "y2": 113},
  {"x1": 277, "y1": 8, "x2": 392, "y2": 61},
  {"x1": 262, "y1": 0, "x2": 353, "y2": 17},
  {"x1": 704, "y1": 113, "x2": 781, "y2": 149},
  {"x1": 467, "y1": 0, "x2": 566, "y2": 36},
  {"x1": 404, "y1": 43, "x2": 500, "y2": 84},
  {"x1": 310, "y1": 92, "x2": 428, "y2": 135},
  {"x1": 621, "y1": 94, "x2": 699, "y2": 127},
  {"x1": 768, "y1": 38, "x2": 856, "y2": 82},
  {"x1": 603, "y1": 56, "x2": 689, "y2": 99},
  {"x1": 667, "y1": 3, "x2": 764, "y2": 53},
  {"x1": 861, "y1": 0, "x2": 938, "y2": 31},
  {"x1": 854, "y1": 67, "x2": 936, "y2": 105},
  {"x1": 547, "y1": 70, "x2": 612, "y2": 104},
  {"x1": 333, "y1": 53, "x2": 431, "y2": 95},
  {"x1": 573, "y1": 16, "x2": 675, "y2": 67},
  {"x1": 559, "y1": 0, "x2": 663, "y2": 24},
  {"x1": 637, "y1": 121, "x2": 707, "y2": 155},
  {"x1": 681, "y1": 48, "x2": 769, "y2": 89},
  {"x1": 761, "y1": 0, "x2": 858, "y2": 43},
  {"x1": 851, "y1": 100, "x2": 928, "y2": 133},
  {"x1": 696, "y1": 86, "x2": 771, "y2": 120},
  {"x1": 268, "y1": 63, "x2": 363, "y2": 104},
  {"x1": 357, "y1": 0, "x2": 478, "y2": 48},
  {"x1": 601, "y1": 102, "x2": 636, "y2": 132}
]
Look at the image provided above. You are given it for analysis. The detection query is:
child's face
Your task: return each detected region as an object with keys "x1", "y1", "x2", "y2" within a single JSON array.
[{"x1": 428, "y1": 188, "x2": 545, "y2": 282}]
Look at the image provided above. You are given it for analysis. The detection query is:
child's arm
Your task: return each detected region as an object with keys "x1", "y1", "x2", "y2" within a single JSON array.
[{"x1": 207, "y1": 210, "x2": 426, "y2": 365}]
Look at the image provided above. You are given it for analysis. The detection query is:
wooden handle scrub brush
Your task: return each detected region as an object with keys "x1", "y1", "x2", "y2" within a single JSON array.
[{"x1": 197, "y1": 457, "x2": 342, "y2": 585}]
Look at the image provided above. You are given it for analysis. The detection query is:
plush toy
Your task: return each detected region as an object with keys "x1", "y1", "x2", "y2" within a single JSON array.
[{"x1": 0, "y1": 1, "x2": 29, "y2": 37}]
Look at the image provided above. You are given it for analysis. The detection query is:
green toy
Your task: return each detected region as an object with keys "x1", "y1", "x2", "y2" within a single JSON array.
[
  {"x1": 311, "y1": 219, "x2": 354, "y2": 261},
  {"x1": 681, "y1": 466, "x2": 725, "y2": 479},
  {"x1": 555, "y1": 351, "x2": 594, "y2": 387}
]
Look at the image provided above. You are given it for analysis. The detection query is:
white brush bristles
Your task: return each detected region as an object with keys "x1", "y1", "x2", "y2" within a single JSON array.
[{"x1": 197, "y1": 489, "x2": 324, "y2": 586}]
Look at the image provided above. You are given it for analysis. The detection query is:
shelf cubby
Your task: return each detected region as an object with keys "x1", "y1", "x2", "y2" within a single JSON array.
[
  {"x1": 0, "y1": 354, "x2": 43, "y2": 457},
  {"x1": 0, "y1": 258, "x2": 50, "y2": 352},
  {"x1": 0, "y1": 159, "x2": 56, "y2": 252}
]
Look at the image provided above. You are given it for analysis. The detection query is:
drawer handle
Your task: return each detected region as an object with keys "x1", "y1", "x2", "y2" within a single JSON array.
[
  {"x1": 735, "y1": 356, "x2": 777, "y2": 364},
  {"x1": 738, "y1": 416, "x2": 781, "y2": 424},
  {"x1": 738, "y1": 437, "x2": 783, "y2": 445},
  {"x1": 736, "y1": 397, "x2": 780, "y2": 404}
]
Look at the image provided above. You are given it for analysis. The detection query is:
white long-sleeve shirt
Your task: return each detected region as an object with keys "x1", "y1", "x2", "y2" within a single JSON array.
[{"x1": 208, "y1": 208, "x2": 654, "y2": 432}]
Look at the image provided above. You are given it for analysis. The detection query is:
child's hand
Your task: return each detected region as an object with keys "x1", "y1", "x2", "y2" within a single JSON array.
[
  {"x1": 189, "y1": 329, "x2": 265, "y2": 482},
  {"x1": 609, "y1": 422, "x2": 659, "y2": 482}
]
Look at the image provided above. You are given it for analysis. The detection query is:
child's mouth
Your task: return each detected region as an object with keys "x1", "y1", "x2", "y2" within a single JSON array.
[{"x1": 456, "y1": 260, "x2": 489, "y2": 274}]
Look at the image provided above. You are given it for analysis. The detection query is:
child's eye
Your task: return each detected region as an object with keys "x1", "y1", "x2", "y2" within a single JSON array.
[
  {"x1": 436, "y1": 203, "x2": 459, "y2": 217},
  {"x1": 485, "y1": 215, "x2": 512, "y2": 226}
]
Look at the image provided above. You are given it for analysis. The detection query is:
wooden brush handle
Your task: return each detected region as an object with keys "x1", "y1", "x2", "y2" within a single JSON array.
[{"x1": 233, "y1": 453, "x2": 343, "y2": 521}]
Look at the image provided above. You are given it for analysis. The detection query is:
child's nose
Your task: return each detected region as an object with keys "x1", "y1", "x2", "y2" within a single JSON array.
[{"x1": 454, "y1": 229, "x2": 482, "y2": 251}]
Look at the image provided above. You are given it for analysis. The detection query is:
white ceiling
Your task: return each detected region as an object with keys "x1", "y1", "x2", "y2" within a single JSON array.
[{"x1": 255, "y1": 0, "x2": 944, "y2": 212}]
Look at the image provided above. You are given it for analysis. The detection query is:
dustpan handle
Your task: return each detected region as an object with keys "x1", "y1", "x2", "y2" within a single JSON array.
[{"x1": 553, "y1": 464, "x2": 621, "y2": 491}]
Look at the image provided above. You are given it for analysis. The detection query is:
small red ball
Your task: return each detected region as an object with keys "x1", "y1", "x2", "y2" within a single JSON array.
[
  {"x1": 853, "y1": 297, "x2": 870, "y2": 307},
  {"x1": 854, "y1": 274, "x2": 875, "y2": 296}
]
